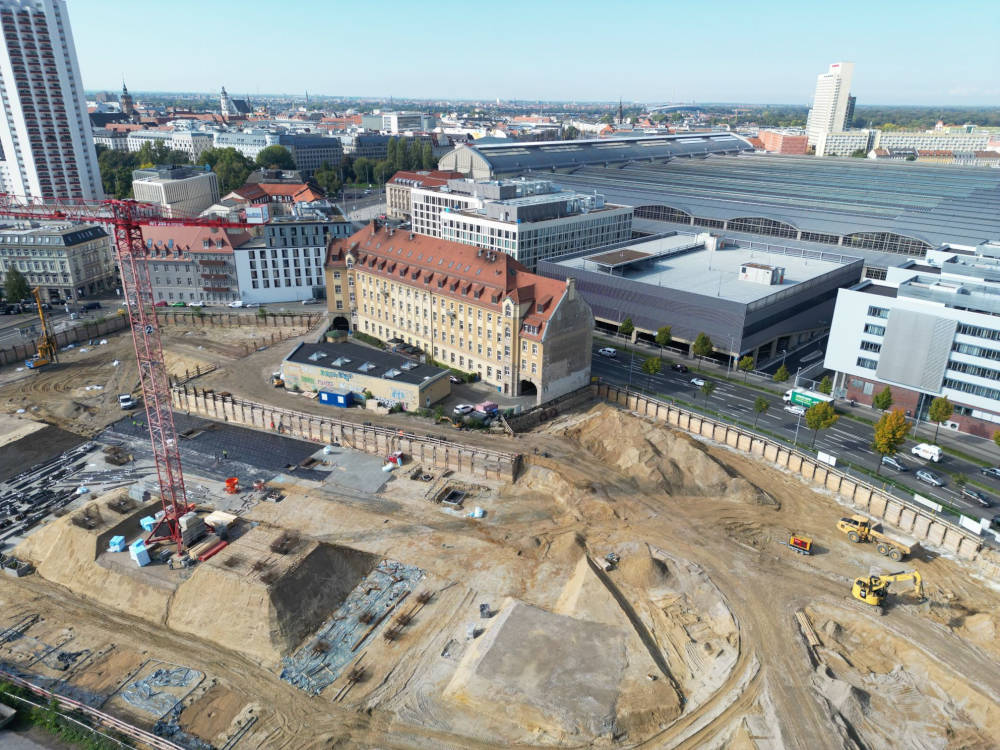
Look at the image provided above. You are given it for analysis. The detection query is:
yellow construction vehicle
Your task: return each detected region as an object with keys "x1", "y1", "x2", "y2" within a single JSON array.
[
  {"x1": 270, "y1": 372, "x2": 284, "y2": 388},
  {"x1": 24, "y1": 287, "x2": 57, "y2": 369},
  {"x1": 836, "y1": 514, "x2": 912, "y2": 562},
  {"x1": 852, "y1": 570, "x2": 925, "y2": 611}
]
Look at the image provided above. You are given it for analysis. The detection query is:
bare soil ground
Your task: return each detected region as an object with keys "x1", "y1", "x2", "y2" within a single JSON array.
[
  {"x1": 1, "y1": 401, "x2": 998, "y2": 748},
  {"x1": 0, "y1": 319, "x2": 313, "y2": 436}
]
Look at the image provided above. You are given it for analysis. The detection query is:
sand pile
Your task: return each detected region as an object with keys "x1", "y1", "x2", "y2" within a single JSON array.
[
  {"x1": 168, "y1": 527, "x2": 379, "y2": 667},
  {"x1": 15, "y1": 492, "x2": 175, "y2": 623},
  {"x1": 561, "y1": 405, "x2": 776, "y2": 506},
  {"x1": 617, "y1": 543, "x2": 670, "y2": 591}
]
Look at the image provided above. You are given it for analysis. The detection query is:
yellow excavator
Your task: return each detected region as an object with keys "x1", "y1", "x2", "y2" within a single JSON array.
[
  {"x1": 24, "y1": 287, "x2": 57, "y2": 369},
  {"x1": 852, "y1": 570, "x2": 925, "y2": 613}
]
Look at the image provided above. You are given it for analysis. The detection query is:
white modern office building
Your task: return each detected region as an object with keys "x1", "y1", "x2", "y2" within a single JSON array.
[
  {"x1": 125, "y1": 130, "x2": 215, "y2": 162},
  {"x1": 411, "y1": 177, "x2": 632, "y2": 270},
  {"x1": 806, "y1": 61, "x2": 854, "y2": 148},
  {"x1": 0, "y1": 0, "x2": 103, "y2": 200},
  {"x1": 825, "y1": 240, "x2": 1000, "y2": 437},
  {"x1": 361, "y1": 111, "x2": 434, "y2": 134},
  {"x1": 132, "y1": 165, "x2": 219, "y2": 218},
  {"x1": 233, "y1": 212, "x2": 338, "y2": 304}
]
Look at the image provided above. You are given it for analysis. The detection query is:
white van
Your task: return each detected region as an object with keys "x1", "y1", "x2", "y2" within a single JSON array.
[{"x1": 911, "y1": 443, "x2": 942, "y2": 462}]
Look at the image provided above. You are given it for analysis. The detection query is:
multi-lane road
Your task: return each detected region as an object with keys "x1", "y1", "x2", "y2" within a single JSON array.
[{"x1": 591, "y1": 344, "x2": 1000, "y2": 524}]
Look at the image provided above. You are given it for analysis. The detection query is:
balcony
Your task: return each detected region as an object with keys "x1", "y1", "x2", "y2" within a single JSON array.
[
  {"x1": 202, "y1": 286, "x2": 230, "y2": 293},
  {"x1": 200, "y1": 273, "x2": 229, "y2": 280}
]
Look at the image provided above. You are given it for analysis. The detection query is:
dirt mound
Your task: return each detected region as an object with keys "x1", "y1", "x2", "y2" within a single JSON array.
[
  {"x1": 559, "y1": 405, "x2": 775, "y2": 506},
  {"x1": 15, "y1": 491, "x2": 174, "y2": 624},
  {"x1": 617, "y1": 543, "x2": 670, "y2": 591},
  {"x1": 168, "y1": 527, "x2": 378, "y2": 667},
  {"x1": 545, "y1": 531, "x2": 587, "y2": 565}
]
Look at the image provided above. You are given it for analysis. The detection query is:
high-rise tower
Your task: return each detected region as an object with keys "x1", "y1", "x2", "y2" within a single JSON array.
[
  {"x1": 805, "y1": 61, "x2": 855, "y2": 148},
  {"x1": 0, "y1": 0, "x2": 103, "y2": 200}
]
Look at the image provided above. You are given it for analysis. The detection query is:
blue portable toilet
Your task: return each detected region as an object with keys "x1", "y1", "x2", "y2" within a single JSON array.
[
  {"x1": 139, "y1": 515, "x2": 156, "y2": 532},
  {"x1": 108, "y1": 535, "x2": 126, "y2": 553},
  {"x1": 318, "y1": 388, "x2": 352, "y2": 408},
  {"x1": 129, "y1": 539, "x2": 150, "y2": 567}
]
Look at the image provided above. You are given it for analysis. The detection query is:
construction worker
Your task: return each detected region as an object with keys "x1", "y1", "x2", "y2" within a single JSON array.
[{"x1": 222, "y1": 449, "x2": 228, "y2": 461}]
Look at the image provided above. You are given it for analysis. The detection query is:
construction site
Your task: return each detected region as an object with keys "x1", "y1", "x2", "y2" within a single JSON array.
[{"x1": 0, "y1": 204, "x2": 998, "y2": 750}]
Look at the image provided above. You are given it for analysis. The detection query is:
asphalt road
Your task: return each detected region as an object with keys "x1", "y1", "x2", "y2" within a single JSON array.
[{"x1": 591, "y1": 344, "x2": 1000, "y2": 523}]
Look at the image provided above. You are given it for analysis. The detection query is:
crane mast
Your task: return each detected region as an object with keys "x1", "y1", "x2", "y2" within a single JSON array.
[{"x1": 0, "y1": 194, "x2": 247, "y2": 554}]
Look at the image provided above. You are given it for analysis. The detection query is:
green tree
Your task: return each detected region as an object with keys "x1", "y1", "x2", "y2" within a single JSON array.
[
  {"x1": 994, "y1": 431, "x2": 1000, "y2": 450},
  {"x1": 692, "y1": 332, "x2": 713, "y2": 361},
  {"x1": 420, "y1": 141, "x2": 434, "y2": 169},
  {"x1": 805, "y1": 401, "x2": 839, "y2": 448},
  {"x1": 818, "y1": 375, "x2": 833, "y2": 395},
  {"x1": 4, "y1": 266, "x2": 29, "y2": 303},
  {"x1": 655, "y1": 325, "x2": 672, "y2": 356},
  {"x1": 97, "y1": 148, "x2": 140, "y2": 199},
  {"x1": 255, "y1": 144, "x2": 295, "y2": 170},
  {"x1": 618, "y1": 316, "x2": 634, "y2": 339},
  {"x1": 872, "y1": 386, "x2": 894, "y2": 411},
  {"x1": 353, "y1": 157, "x2": 375, "y2": 184},
  {"x1": 849, "y1": 148, "x2": 867, "y2": 158},
  {"x1": 700, "y1": 380, "x2": 716, "y2": 403},
  {"x1": 927, "y1": 396, "x2": 954, "y2": 443},
  {"x1": 872, "y1": 409, "x2": 911, "y2": 475},
  {"x1": 753, "y1": 396, "x2": 770, "y2": 428},
  {"x1": 313, "y1": 161, "x2": 342, "y2": 196},
  {"x1": 773, "y1": 363, "x2": 790, "y2": 383},
  {"x1": 641, "y1": 356, "x2": 661, "y2": 392},
  {"x1": 562, "y1": 125, "x2": 581, "y2": 140},
  {"x1": 374, "y1": 159, "x2": 395, "y2": 184},
  {"x1": 387, "y1": 137, "x2": 400, "y2": 172},
  {"x1": 136, "y1": 139, "x2": 188, "y2": 167},
  {"x1": 738, "y1": 355, "x2": 755, "y2": 381},
  {"x1": 197, "y1": 147, "x2": 254, "y2": 194}
]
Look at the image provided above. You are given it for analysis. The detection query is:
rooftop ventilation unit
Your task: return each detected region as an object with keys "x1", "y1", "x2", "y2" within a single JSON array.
[
  {"x1": 384, "y1": 368, "x2": 402, "y2": 379},
  {"x1": 401, "y1": 361, "x2": 418, "y2": 370},
  {"x1": 307, "y1": 351, "x2": 327, "y2": 362},
  {"x1": 331, "y1": 357, "x2": 352, "y2": 367},
  {"x1": 358, "y1": 362, "x2": 376, "y2": 372}
]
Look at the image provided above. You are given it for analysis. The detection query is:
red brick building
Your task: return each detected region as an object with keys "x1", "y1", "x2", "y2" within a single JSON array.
[{"x1": 760, "y1": 129, "x2": 809, "y2": 155}]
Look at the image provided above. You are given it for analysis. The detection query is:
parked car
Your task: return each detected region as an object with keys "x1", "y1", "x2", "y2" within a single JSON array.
[
  {"x1": 82, "y1": 301, "x2": 101, "y2": 311},
  {"x1": 448, "y1": 375, "x2": 463, "y2": 384},
  {"x1": 169, "y1": 301, "x2": 186, "y2": 307},
  {"x1": 671, "y1": 363, "x2": 689, "y2": 373},
  {"x1": 880, "y1": 455, "x2": 908, "y2": 472},
  {"x1": 980, "y1": 466, "x2": 1000, "y2": 479},
  {"x1": 228, "y1": 300, "x2": 244, "y2": 308},
  {"x1": 690, "y1": 377, "x2": 707, "y2": 388},
  {"x1": 916, "y1": 469, "x2": 945, "y2": 487},
  {"x1": 784, "y1": 404, "x2": 806, "y2": 416},
  {"x1": 960, "y1": 487, "x2": 991, "y2": 507},
  {"x1": 188, "y1": 301, "x2": 204, "y2": 308},
  {"x1": 453, "y1": 404, "x2": 474, "y2": 416},
  {"x1": 597, "y1": 347, "x2": 617, "y2": 358},
  {"x1": 245, "y1": 303, "x2": 260, "y2": 308},
  {"x1": 153, "y1": 301, "x2": 168, "y2": 307}
]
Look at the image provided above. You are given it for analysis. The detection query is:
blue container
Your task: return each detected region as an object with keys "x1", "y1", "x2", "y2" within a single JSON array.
[
  {"x1": 108, "y1": 535, "x2": 126, "y2": 553},
  {"x1": 318, "y1": 389, "x2": 352, "y2": 407},
  {"x1": 139, "y1": 515, "x2": 156, "y2": 532},
  {"x1": 129, "y1": 539, "x2": 150, "y2": 567}
]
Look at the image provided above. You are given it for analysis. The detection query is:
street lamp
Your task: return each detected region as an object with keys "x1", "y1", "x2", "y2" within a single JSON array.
[
  {"x1": 627, "y1": 347, "x2": 635, "y2": 390},
  {"x1": 793, "y1": 411, "x2": 804, "y2": 446},
  {"x1": 780, "y1": 349, "x2": 787, "y2": 366}
]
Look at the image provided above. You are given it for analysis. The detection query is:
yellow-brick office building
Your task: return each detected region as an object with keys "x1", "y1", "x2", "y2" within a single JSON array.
[{"x1": 326, "y1": 224, "x2": 593, "y2": 404}]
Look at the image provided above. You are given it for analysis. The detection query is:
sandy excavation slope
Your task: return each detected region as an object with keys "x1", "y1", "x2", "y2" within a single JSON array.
[{"x1": 4, "y1": 399, "x2": 1000, "y2": 748}]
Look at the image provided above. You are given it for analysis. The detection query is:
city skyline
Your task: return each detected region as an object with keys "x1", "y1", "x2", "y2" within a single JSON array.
[{"x1": 68, "y1": 0, "x2": 999, "y2": 106}]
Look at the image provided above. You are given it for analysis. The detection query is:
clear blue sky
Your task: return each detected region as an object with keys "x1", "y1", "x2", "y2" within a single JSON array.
[{"x1": 69, "y1": 0, "x2": 999, "y2": 105}]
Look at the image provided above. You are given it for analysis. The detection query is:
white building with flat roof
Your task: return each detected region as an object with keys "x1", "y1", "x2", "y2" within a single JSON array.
[
  {"x1": 0, "y1": 0, "x2": 103, "y2": 200},
  {"x1": 132, "y1": 165, "x2": 220, "y2": 218},
  {"x1": 806, "y1": 61, "x2": 854, "y2": 148},
  {"x1": 825, "y1": 240, "x2": 1000, "y2": 438},
  {"x1": 412, "y1": 177, "x2": 632, "y2": 270}
]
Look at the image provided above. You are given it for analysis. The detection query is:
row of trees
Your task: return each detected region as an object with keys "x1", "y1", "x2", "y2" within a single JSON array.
[
  {"x1": 615, "y1": 315, "x2": 978, "y2": 459},
  {"x1": 95, "y1": 142, "x2": 298, "y2": 200}
]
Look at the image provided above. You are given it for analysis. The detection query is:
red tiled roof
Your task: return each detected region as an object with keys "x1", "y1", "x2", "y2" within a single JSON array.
[
  {"x1": 917, "y1": 150, "x2": 954, "y2": 157},
  {"x1": 141, "y1": 225, "x2": 251, "y2": 260},
  {"x1": 228, "y1": 182, "x2": 325, "y2": 203},
  {"x1": 327, "y1": 224, "x2": 571, "y2": 339},
  {"x1": 387, "y1": 170, "x2": 464, "y2": 188}
]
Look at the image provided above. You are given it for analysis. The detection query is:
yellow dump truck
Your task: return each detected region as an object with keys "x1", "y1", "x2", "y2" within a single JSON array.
[{"x1": 836, "y1": 515, "x2": 912, "y2": 562}]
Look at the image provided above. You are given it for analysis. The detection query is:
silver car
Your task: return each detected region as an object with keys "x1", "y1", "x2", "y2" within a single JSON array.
[{"x1": 916, "y1": 469, "x2": 944, "y2": 487}]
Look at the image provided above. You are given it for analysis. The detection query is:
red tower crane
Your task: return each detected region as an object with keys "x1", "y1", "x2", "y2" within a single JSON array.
[{"x1": 0, "y1": 194, "x2": 249, "y2": 555}]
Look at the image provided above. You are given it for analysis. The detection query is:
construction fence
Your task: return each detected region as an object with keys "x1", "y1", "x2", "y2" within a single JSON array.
[
  {"x1": 0, "y1": 316, "x2": 129, "y2": 367},
  {"x1": 156, "y1": 310, "x2": 323, "y2": 328},
  {"x1": 595, "y1": 382, "x2": 985, "y2": 562},
  {"x1": 171, "y1": 385, "x2": 521, "y2": 481}
]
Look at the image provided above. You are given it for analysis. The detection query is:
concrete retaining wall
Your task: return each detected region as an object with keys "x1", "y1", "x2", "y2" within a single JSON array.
[
  {"x1": 595, "y1": 383, "x2": 984, "y2": 562},
  {"x1": 172, "y1": 386, "x2": 520, "y2": 481}
]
